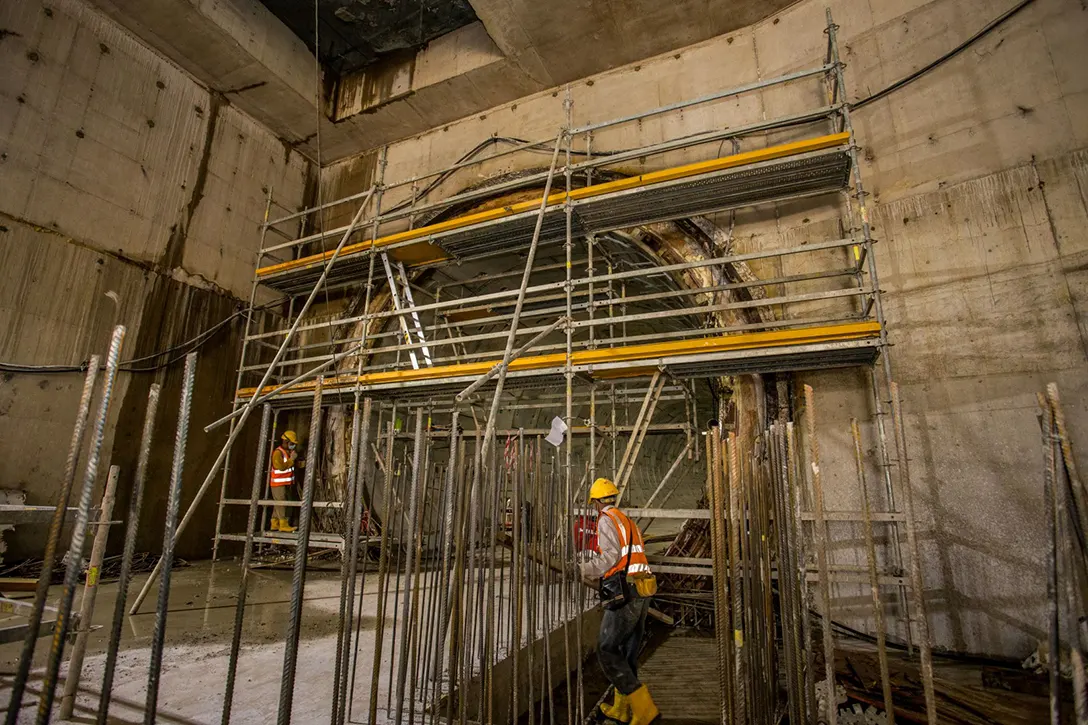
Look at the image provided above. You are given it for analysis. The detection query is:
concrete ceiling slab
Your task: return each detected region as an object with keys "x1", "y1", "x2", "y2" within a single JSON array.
[
  {"x1": 256, "y1": 0, "x2": 479, "y2": 75},
  {"x1": 469, "y1": 0, "x2": 801, "y2": 85},
  {"x1": 85, "y1": 0, "x2": 801, "y2": 160}
]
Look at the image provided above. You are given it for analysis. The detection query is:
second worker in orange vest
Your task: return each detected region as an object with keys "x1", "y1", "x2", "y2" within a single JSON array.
[
  {"x1": 269, "y1": 430, "x2": 306, "y2": 533},
  {"x1": 579, "y1": 478, "x2": 660, "y2": 725}
]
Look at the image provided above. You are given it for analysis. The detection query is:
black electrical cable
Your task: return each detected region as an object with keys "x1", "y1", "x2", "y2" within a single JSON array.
[
  {"x1": 851, "y1": 0, "x2": 1038, "y2": 110},
  {"x1": 0, "y1": 298, "x2": 286, "y2": 375}
]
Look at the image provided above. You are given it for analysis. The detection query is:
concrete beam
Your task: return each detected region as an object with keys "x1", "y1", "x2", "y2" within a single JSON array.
[
  {"x1": 83, "y1": 1, "x2": 542, "y2": 160},
  {"x1": 468, "y1": 0, "x2": 800, "y2": 86},
  {"x1": 86, "y1": 0, "x2": 320, "y2": 144},
  {"x1": 327, "y1": 23, "x2": 542, "y2": 151}
]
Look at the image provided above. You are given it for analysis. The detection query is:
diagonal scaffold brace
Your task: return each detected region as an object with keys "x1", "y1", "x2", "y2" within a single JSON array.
[{"x1": 129, "y1": 186, "x2": 377, "y2": 615}]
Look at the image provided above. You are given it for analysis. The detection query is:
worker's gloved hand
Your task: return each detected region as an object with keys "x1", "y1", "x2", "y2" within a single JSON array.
[{"x1": 297, "y1": 458, "x2": 306, "y2": 468}]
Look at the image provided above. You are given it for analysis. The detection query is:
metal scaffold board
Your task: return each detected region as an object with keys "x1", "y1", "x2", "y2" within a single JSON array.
[
  {"x1": 216, "y1": 531, "x2": 348, "y2": 551},
  {"x1": 255, "y1": 133, "x2": 851, "y2": 295},
  {"x1": 236, "y1": 322, "x2": 881, "y2": 408}
]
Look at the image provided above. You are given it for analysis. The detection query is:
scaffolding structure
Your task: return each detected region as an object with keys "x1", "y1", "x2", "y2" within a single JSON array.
[{"x1": 123, "y1": 10, "x2": 934, "y2": 725}]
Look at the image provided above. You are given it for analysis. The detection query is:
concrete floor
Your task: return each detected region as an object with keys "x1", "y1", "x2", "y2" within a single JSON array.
[
  {"x1": 1, "y1": 560, "x2": 380, "y2": 724},
  {"x1": 0, "y1": 558, "x2": 610, "y2": 725}
]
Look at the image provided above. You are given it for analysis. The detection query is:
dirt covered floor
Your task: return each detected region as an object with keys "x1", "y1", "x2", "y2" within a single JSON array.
[{"x1": 0, "y1": 560, "x2": 380, "y2": 723}]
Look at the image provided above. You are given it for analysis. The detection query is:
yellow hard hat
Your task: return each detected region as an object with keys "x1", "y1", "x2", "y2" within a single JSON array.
[
  {"x1": 282, "y1": 430, "x2": 298, "y2": 444},
  {"x1": 589, "y1": 477, "x2": 619, "y2": 501}
]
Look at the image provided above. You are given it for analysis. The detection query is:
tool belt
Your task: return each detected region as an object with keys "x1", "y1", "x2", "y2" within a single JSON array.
[{"x1": 599, "y1": 570, "x2": 632, "y2": 610}]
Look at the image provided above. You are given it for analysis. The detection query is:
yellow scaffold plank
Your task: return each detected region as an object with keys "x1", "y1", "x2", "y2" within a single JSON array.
[
  {"x1": 236, "y1": 321, "x2": 880, "y2": 399},
  {"x1": 255, "y1": 132, "x2": 851, "y2": 279}
]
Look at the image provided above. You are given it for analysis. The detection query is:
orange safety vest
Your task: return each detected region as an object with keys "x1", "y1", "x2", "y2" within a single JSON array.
[
  {"x1": 601, "y1": 507, "x2": 652, "y2": 578},
  {"x1": 270, "y1": 446, "x2": 295, "y2": 487}
]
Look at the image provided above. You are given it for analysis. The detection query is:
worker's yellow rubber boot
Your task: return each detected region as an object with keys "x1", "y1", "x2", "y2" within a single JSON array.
[
  {"x1": 628, "y1": 685, "x2": 659, "y2": 725},
  {"x1": 279, "y1": 519, "x2": 297, "y2": 533},
  {"x1": 599, "y1": 689, "x2": 631, "y2": 722},
  {"x1": 270, "y1": 517, "x2": 282, "y2": 531}
]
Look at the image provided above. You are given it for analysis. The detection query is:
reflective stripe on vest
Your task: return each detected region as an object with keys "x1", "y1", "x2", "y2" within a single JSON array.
[
  {"x1": 270, "y1": 446, "x2": 294, "y2": 487},
  {"x1": 602, "y1": 508, "x2": 652, "y2": 579}
]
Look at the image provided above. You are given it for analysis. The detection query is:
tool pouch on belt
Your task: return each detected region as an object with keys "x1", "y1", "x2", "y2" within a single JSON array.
[
  {"x1": 599, "y1": 570, "x2": 632, "y2": 610},
  {"x1": 630, "y1": 572, "x2": 658, "y2": 598}
]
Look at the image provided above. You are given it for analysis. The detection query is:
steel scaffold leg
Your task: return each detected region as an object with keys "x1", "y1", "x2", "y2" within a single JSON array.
[{"x1": 130, "y1": 188, "x2": 377, "y2": 615}]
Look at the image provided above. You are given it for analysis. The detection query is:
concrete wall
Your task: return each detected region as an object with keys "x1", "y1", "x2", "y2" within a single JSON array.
[
  {"x1": 0, "y1": 0, "x2": 311, "y2": 558},
  {"x1": 321, "y1": 0, "x2": 1088, "y2": 658}
]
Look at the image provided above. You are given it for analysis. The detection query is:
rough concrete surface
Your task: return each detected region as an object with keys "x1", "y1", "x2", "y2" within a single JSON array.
[
  {"x1": 0, "y1": 0, "x2": 311, "y2": 558},
  {"x1": 0, "y1": 561, "x2": 356, "y2": 723},
  {"x1": 0, "y1": 0, "x2": 1083, "y2": 671},
  {"x1": 81, "y1": 0, "x2": 801, "y2": 159},
  {"x1": 316, "y1": 0, "x2": 1088, "y2": 659},
  {"x1": 0, "y1": 560, "x2": 604, "y2": 724}
]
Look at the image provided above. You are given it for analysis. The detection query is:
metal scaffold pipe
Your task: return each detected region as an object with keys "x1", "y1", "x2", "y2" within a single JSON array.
[
  {"x1": 476, "y1": 134, "x2": 563, "y2": 464},
  {"x1": 130, "y1": 188, "x2": 377, "y2": 616},
  {"x1": 455, "y1": 316, "x2": 568, "y2": 402}
]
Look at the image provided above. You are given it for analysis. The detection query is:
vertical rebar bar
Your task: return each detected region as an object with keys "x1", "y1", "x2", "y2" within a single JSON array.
[
  {"x1": 727, "y1": 432, "x2": 746, "y2": 725},
  {"x1": 802, "y1": 384, "x2": 837, "y2": 725},
  {"x1": 435, "y1": 411, "x2": 460, "y2": 712},
  {"x1": 336, "y1": 396, "x2": 373, "y2": 725},
  {"x1": 889, "y1": 382, "x2": 936, "y2": 724},
  {"x1": 276, "y1": 376, "x2": 323, "y2": 725},
  {"x1": 788, "y1": 420, "x2": 817, "y2": 723},
  {"x1": 97, "y1": 383, "x2": 160, "y2": 725},
  {"x1": 1040, "y1": 396, "x2": 1061, "y2": 725},
  {"x1": 394, "y1": 409, "x2": 425, "y2": 725},
  {"x1": 6, "y1": 356, "x2": 100, "y2": 725},
  {"x1": 369, "y1": 422, "x2": 397, "y2": 724},
  {"x1": 36, "y1": 327, "x2": 125, "y2": 725},
  {"x1": 707, "y1": 426, "x2": 731, "y2": 723},
  {"x1": 852, "y1": 418, "x2": 894, "y2": 724},
  {"x1": 59, "y1": 463, "x2": 121, "y2": 719},
  {"x1": 221, "y1": 403, "x2": 273, "y2": 725},
  {"x1": 141, "y1": 352, "x2": 197, "y2": 725},
  {"x1": 333, "y1": 394, "x2": 364, "y2": 723},
  {"x1": 770, "y1": 425, "x2": 802, "y2": 725}
]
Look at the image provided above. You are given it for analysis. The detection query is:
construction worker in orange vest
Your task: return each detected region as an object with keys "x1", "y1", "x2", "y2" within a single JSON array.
[
  {"x1": 269, "y1": 430, "x2": 305, "y2": 532},
  {"x1": 579, "y1": 478, "x2": 660, "y2": 725}
]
